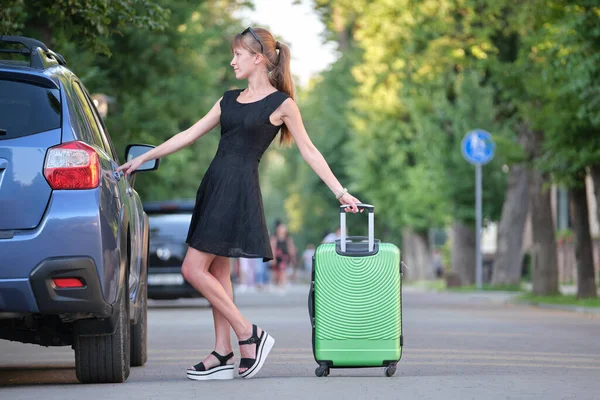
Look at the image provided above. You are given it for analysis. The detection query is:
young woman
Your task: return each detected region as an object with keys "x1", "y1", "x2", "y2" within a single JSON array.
[{"x1": 117, "y1": 27, "x2": 361, "y2": 381}]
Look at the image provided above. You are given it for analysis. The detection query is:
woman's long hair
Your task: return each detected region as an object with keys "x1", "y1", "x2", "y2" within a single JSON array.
[{"x1": 232, "y1": 28, "x2": 295, "y2": 145}]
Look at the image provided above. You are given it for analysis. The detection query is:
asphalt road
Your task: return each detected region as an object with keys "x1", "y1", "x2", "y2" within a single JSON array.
[{"x1": 1, "y1": 285, "x2": 599, "y2": 400}]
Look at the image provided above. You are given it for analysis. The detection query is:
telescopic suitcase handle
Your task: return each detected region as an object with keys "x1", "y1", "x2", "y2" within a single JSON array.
[{"x1": 339, "y1": 203, "x2": 375, "y2": 252}]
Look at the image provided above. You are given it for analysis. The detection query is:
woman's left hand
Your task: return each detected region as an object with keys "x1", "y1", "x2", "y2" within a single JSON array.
[{"x1": 339, "y1": 192, "x2": 362, "y2": 213}]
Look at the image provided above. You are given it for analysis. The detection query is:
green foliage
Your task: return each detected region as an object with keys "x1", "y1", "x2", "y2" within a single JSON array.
[
  {"x1": 0, "y1": 0, "x2": 170, "y2": 55},
  {"x1": 519, "y1": 293, "x2": 600, "y2": 308},
  {"x1": 319, "y1": 1, "x2": 514, "y2": 234},
  {"x1": 448, "y1": 283, "x2": 523, "y2": 293},
  {"x1": 302, "y1": 0, "x2": 600, "y2": 249},
  {"x1": 488, "y1": 1, "x2": 600, "y2": 187},
  {"x1": 416, "y1": 72, "x2": 512, "y2": 225},
  {"x1": 0, "y1": 0, "x2": 26, "y2": 33}
]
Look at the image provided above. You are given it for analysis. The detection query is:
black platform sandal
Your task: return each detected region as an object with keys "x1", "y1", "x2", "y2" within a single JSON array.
[
  {"x1": 238, "y1": 324, "x2": 275, "y2": 379},
  {"x1": 186, "y1": 351, "x2": 235, "y2": 380}
]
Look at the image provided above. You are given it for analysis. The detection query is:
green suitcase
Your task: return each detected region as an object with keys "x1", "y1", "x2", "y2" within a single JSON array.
[{"x1": 308, "y1": 204, "x2": 402, "y2": 377}]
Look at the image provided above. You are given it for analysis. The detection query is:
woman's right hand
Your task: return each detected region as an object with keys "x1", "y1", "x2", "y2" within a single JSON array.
[
  {"x1": 339, "y1": 192, "x2": 361, "y2": 213},
  {"x1": 116, "y1": 156, "x2": 146, "y2": 176}
]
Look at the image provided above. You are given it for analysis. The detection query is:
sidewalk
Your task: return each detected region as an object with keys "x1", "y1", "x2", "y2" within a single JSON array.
[
  {"x1": 405, "y1": 282, "x2": 600, "y2": 316},
  {"x1": 234, "y1": 281, "x2": 600, "y2": 316}
]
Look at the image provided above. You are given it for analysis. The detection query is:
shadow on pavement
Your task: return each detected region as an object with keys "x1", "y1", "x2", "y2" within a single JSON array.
[{"x1": 0, "y1": 364, "x2": 78, "y2": 386}]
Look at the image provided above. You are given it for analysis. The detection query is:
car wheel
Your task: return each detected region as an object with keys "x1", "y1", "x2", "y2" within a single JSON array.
[
  {"x1": 130, "y1": 280, "x2": 148, "y2": 367},
  {"x1": 74, "y1": 284, "x2": 131, "y2": 383}
]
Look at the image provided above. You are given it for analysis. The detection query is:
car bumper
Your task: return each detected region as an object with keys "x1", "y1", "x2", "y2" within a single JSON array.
[
  {"x1": 0, "y1": 256, "x2": 111, "y2": 316},
  {"x1": 147, "y1": 267, "x2": 202, "y2": 299},
  {"x1": 0, "y1": 189, "x2": 112, "y2": 314},
  {"x1": 29, "y1": 257, "x2": 112, "y2": 316}
]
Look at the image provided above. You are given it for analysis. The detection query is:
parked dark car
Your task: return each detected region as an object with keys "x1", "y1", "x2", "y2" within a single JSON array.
[
  {"x1": 0, "y1": 36, "x2": 159, "y2": 383},
  {"x1": 144, "y1": 200, "x2": 202, "y2": 300}
]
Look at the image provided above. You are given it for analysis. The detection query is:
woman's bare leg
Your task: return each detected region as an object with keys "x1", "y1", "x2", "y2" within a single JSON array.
[
  {"x1": 275, "y1": 268, "x2": 286, "y2": 287},
  {"x1": 188, "y1": 256, "x2": 235, "y2": 369},
  {"x1": 181, "y1": 248, "x2": 265, "y2": 374},
  {"x1": 210, "y1": 256, "x2": 235, "y2": 352}
]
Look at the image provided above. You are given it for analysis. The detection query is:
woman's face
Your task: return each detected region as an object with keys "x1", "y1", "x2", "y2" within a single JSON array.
[
  {"x1": 230, "y1": 46, "x2": 258, "y2": 80},
  {"x1": 276, "y1": 224, "x2": 287, "y2": 237}
]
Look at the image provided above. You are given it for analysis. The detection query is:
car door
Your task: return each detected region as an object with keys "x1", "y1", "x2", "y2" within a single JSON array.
[
  {"x1": 71, "y1": 81, "x2": 126, "y2": 303},
  {"x1": 80, "y1": 88, "x2": 143, "y2": 301}
]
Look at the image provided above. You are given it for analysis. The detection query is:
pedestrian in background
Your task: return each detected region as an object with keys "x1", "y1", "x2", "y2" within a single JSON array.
[
  {"x1": 237, "y1": 257, "x2": 256, "y2": 293},
  {"x1": 254, "y1": 255, "x2": 270, "y2": 290},
  {"x1": 270, "y1": 221, "x2": 297, "y2": 292},
  {"x1": 302, "y1": 243, "x2": 316, "y2": 282},
  {"x1": 118, "y1": 26, "x2": 360, "y2": 381},
  {"x1": 322, "y1": 227, "x2": 341, "y2": 244}
]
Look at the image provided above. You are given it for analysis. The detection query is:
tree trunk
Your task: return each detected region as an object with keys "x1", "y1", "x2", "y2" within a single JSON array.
[
  {"x1": 569, "y1": 179, "x2": 597, "y2": 299},
  {"x1": 590, "y1": 164, "x2": 600, "y2": 237},
  {"x1": 492, "y1": 164, "x2": 529, "y2": 286},
  {"x1": 523, "y1": 129, "x2": 559, "y2": 296},
  {"x1": 451, "y1": 221, "x2": 475, "y2": 285},
  {"x1": 529, "y1": 166, "x2": 559, "y2": 296},
  {"x1": 27, "y1": 22, "x2": 53, "y2": 47},
  {"x1": 401, "y1": 229, "x2": 432, "y2": 281}
]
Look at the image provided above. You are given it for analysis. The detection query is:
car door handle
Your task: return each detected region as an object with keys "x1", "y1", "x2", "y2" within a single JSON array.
[
  {"x1": 0, "y1": 159, "x2": 7, "y2": 171},
  {"x1": 113, "y1": 170, "x2": 123, "y2": 181}
]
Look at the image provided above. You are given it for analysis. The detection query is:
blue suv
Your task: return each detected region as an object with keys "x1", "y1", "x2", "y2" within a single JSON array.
[{"x1": 0, "y1": 36, "x2": 159, "y2": 383}]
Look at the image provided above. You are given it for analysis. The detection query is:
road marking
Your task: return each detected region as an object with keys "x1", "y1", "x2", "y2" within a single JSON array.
[
  {"x1": 150, "y1": 353, "x2": 600, "y2": 364},
  {"x1": 155, "y1": 359, "x2": 600, "y2": 370},
  {"x1": 416, "y1": 331, "x2": 527, "y2": 337},
  {"x1": 411, "y1": 348, "x2": 600, "y2": 359},
  {"x1": 148, "y1": 347, "x2": 600, "y2": 360}
]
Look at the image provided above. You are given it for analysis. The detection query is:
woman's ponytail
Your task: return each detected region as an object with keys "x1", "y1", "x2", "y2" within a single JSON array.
[{"x1": 268, "y1": 40, "x2": 295, "y2": 145}]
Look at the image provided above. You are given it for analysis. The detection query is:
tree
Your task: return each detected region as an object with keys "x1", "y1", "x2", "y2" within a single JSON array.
[
  {"x1": 0, "y1": 0, "x2": 169, "y2": 54},
  {"x1": 497, "y1": 1, "x2": 600, "y2": 297},
  {"x1": 314, "y1": 0, "x2": 514, "y2": 282}
]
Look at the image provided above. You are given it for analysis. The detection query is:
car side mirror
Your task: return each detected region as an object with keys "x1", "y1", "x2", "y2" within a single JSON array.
[{"x1": 124, "y1": 144, "x2": 160, "y2": 172}]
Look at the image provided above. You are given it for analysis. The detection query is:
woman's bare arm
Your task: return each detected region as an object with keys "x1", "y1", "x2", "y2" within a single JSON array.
[
  {"x1": 117, "y1": 97, "x2": 222, "y2": 174},
  {"x1": 279, "y1": 98, "x2": 360, "y2": 212}
]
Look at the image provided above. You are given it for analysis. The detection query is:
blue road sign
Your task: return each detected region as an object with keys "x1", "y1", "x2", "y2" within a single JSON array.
[{"x1": 461, "y1": 129, "x2": 495, "y2": 165}]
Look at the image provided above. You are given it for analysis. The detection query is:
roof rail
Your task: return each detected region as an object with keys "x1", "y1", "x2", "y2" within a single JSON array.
[{"x1": 0, "y1": 35, "x2": 67, "y2": 69}]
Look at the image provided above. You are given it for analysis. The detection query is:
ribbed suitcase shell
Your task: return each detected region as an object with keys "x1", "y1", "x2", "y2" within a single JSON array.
[{"x1": 311, "y1": 242, "x2": 402, "y2": 367}]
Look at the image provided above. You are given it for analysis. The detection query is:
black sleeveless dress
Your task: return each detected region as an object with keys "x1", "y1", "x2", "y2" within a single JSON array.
[{"x1": 185, "y1": 88, "x2": 290, "y2": 261}]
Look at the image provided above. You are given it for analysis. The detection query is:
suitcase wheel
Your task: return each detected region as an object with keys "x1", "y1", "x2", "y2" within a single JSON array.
[
  {"x1": 315, "y1": 365, "x2": 330, "y2": 377},
  {"x1": 385, "y1": 363, "x2": 397, "y2": 377}
]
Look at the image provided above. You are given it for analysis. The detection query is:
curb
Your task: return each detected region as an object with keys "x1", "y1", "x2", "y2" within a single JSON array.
[
  {"x1": 404, "y1": 286, "x2": 600, "y2": 315},
  {"x1": 513, "y1": 300, "x2": 600, "y2": 316}
]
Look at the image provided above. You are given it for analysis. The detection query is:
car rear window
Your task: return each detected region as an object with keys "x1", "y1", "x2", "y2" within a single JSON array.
[
  {"x1": 0, "y1": 79, "x2": 61, "y2": 140},
  {"x1": 149, "y1": 213, "x2": 193, "y2": 243}
]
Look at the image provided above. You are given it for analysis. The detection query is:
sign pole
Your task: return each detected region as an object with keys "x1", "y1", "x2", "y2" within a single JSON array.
[
  {"x1": 461, "y1": 129, "x2": 495, "y2": 291},
  {"x1": 475, "y1": 164, "x2": 482, "y2": 290}
]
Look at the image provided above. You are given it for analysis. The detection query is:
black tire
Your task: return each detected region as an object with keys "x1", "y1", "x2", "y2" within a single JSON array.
[
  {"x1": 130, "y1": 281, "x2": 148, "y2": 367},
  {"x1": 74, "y1": 285, "x2": 131, "y2": 383}
]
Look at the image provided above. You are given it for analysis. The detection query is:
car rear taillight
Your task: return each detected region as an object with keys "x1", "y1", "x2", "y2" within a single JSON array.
[{"x1": 44, "y1": 141, "x2": 100, "y2": 189}]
